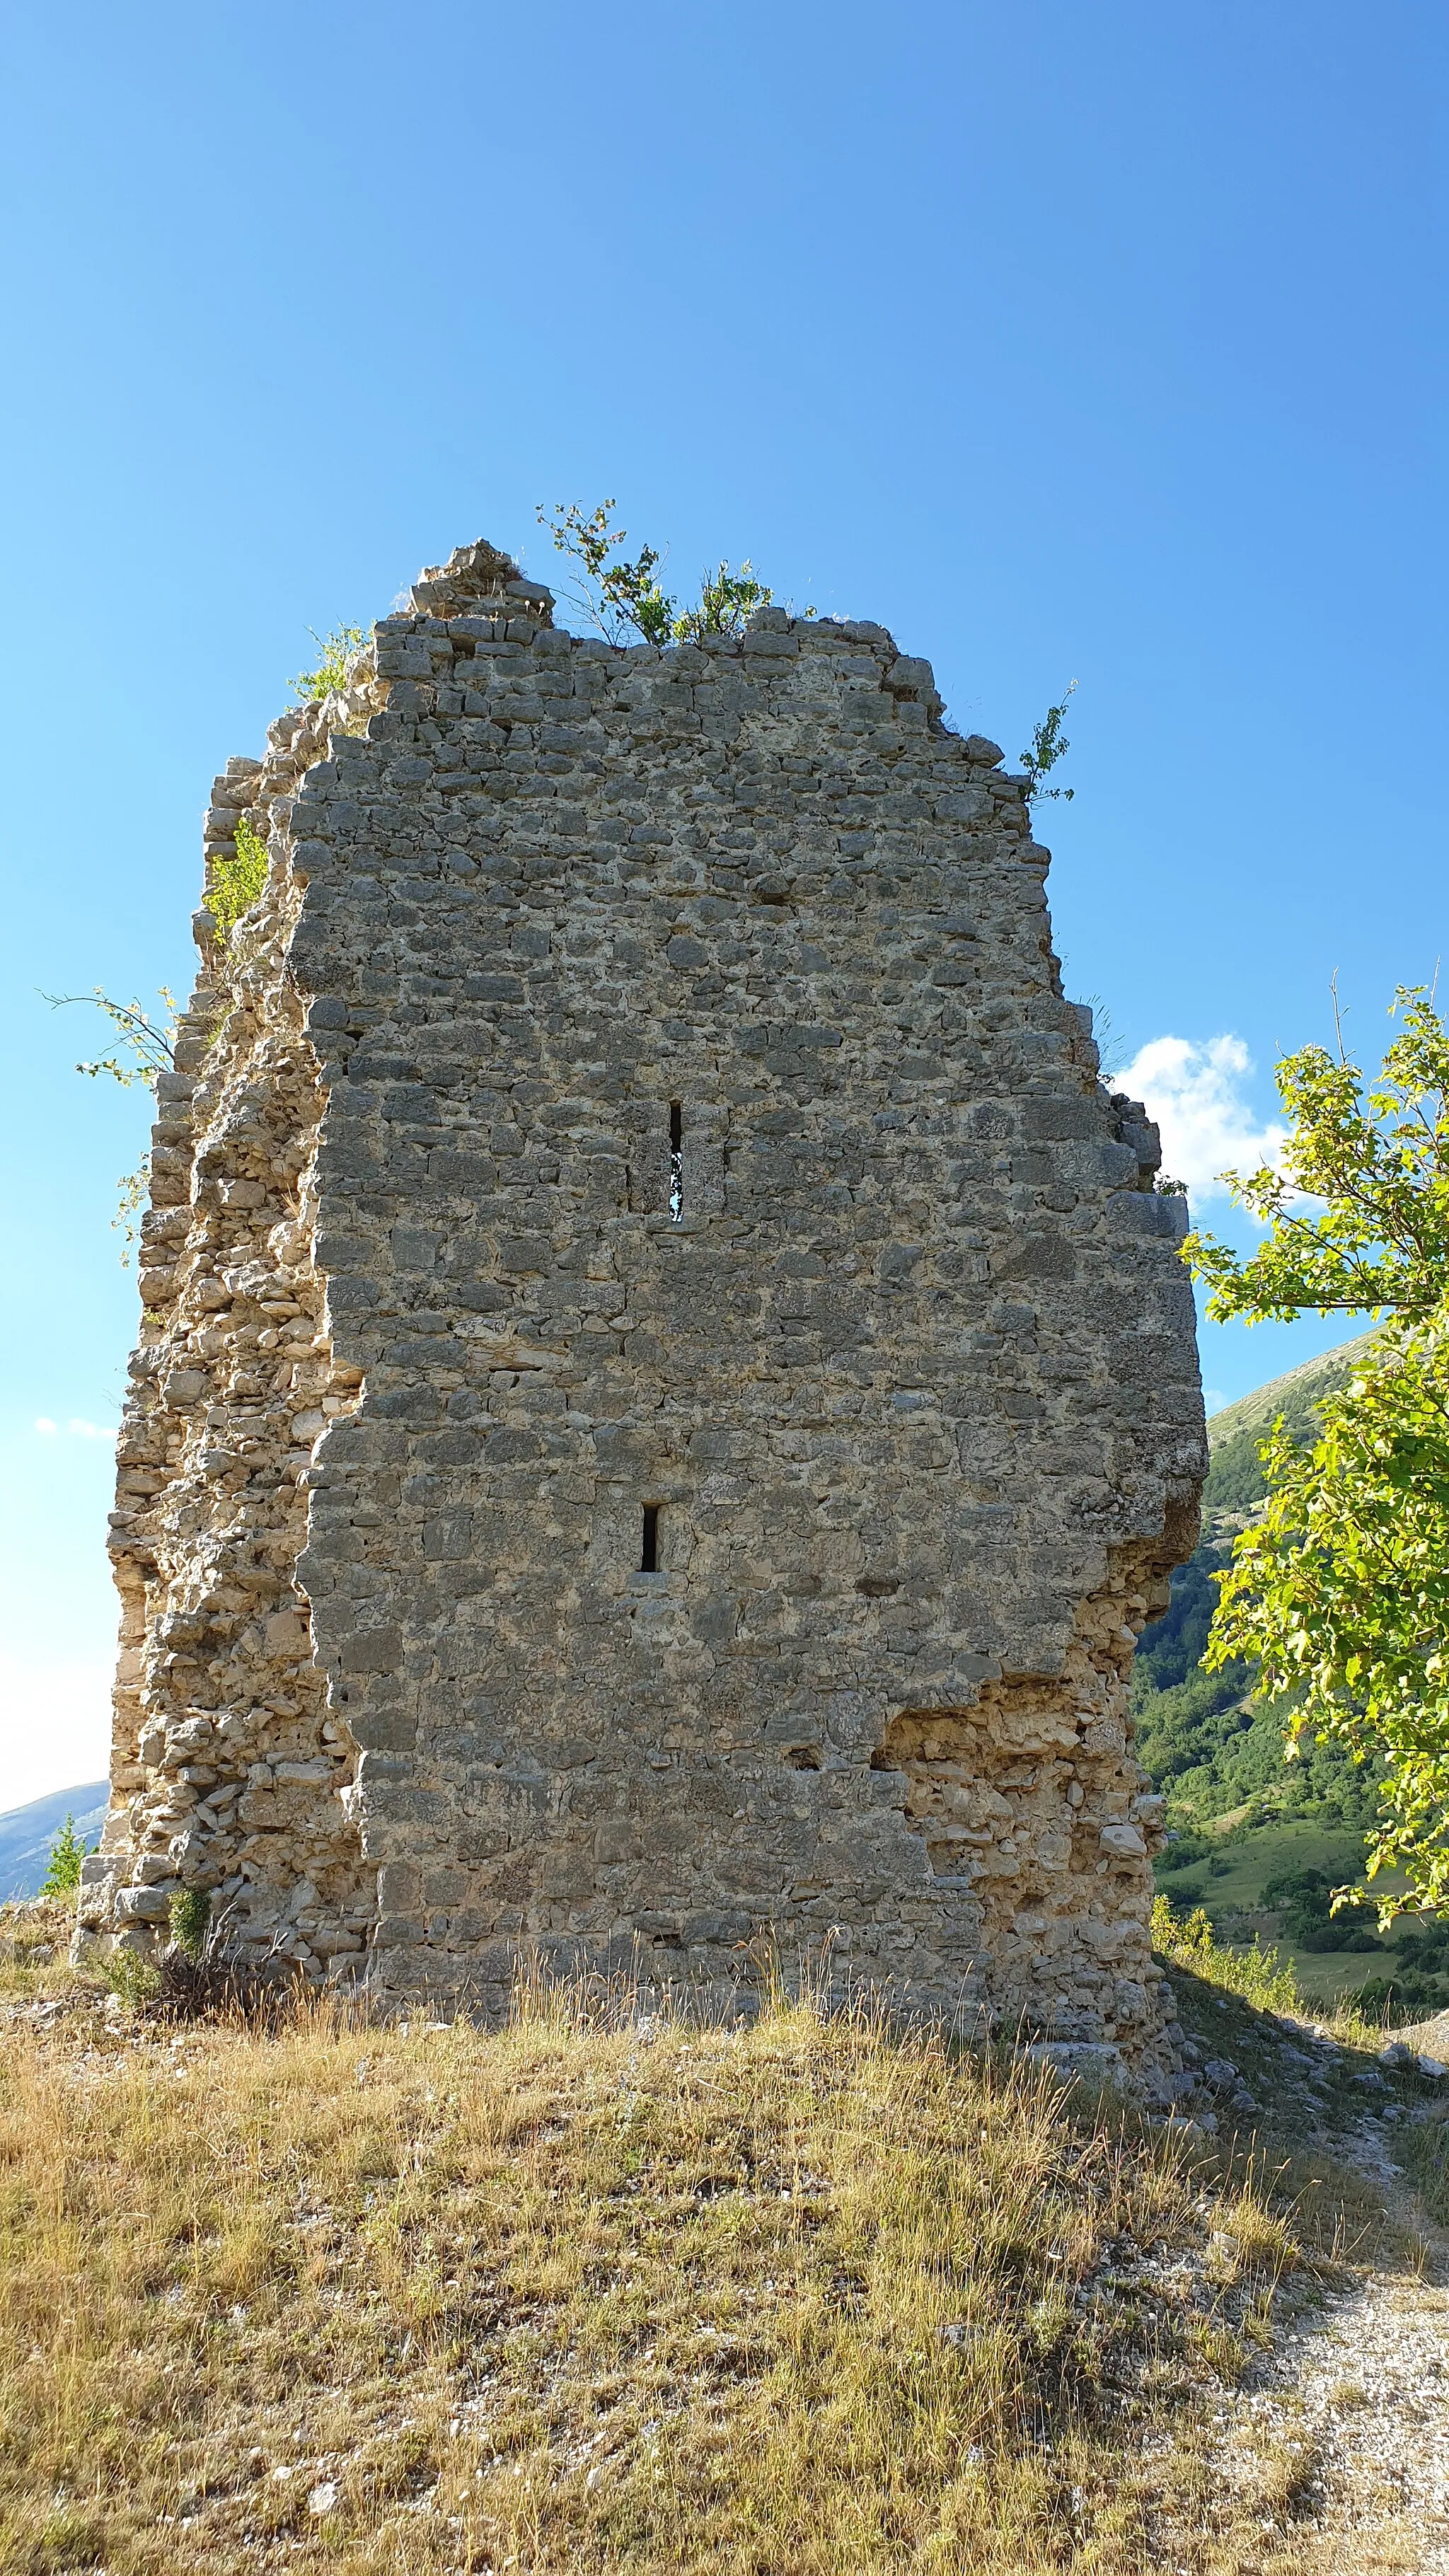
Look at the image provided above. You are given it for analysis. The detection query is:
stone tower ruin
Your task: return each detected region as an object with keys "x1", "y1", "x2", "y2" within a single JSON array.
[{"x1": 76, "y1": 538, "x2": 1206, "y2": 2074}]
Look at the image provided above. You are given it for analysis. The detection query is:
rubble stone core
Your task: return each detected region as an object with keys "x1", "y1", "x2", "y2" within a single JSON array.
[{"x1": 76, "y1": 538, "x2": 1206, "y2": 2077}]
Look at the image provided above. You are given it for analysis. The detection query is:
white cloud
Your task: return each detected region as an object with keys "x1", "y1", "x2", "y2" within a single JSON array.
[
  {"x1": 34, "y1": 1418, "x2": 57, "y2": 1436},
  {"x1": 1116, "y1": 1034, "x2": 1287, "y2": 1203},
  {"x1": 33, "y1": 1416, "x2": 115, "y2": 1442}
]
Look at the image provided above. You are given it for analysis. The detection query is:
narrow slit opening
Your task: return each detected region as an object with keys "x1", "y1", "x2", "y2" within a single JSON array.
[
  {"x1": 640, "y1": 1504, "x2": 661, "y2": 1573},
  {"x1": 669, "y1": 1102, "x2": 683, "y2": 1221}
]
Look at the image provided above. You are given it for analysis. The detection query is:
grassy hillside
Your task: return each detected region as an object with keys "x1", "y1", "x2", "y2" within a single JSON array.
[
  {"x1": 1198, "y1": 1333, "x2": 1382, "y2": 1516},
  {"x1": 1133, "y1": 1331, "x2": 1449, "y2": 2021},
  {"x1": 0, "y1": 1911, "x2": 1395, "y2": 2576}
]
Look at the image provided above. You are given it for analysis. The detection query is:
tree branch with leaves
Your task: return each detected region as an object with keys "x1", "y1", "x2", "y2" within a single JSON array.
[
  {"x1": 45, "y1": 987, "x2": 177, "y2": 1087},
  {"x1": 45, "y1": 987, "x2": 180, "y2": 1264},
  {"x1": 1190, "y1": 986, "x2": 1449, "y2": 1912},
  {"x1": 1206, "y1": 1326, "x2": 1449, "y2": 1911},
  {"x1": 1187, "y1": 986, "x2": 1449, "y2": 1323}
]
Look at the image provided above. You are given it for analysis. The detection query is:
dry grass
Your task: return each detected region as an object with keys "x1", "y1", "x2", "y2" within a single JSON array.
[
  {"x1": 0, "y1": 1948, "x2": 1331, "y2": 2576},
  {"x1": 0, "y1": 1906, "x2": 80, "y2": 2006}
]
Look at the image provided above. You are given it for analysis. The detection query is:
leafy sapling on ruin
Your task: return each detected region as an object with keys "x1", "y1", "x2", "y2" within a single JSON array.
[
  {"x1": 52, "y1": 614, "x2": 340, "y2": 1259},
  {"x1": 289, "y1": 623, "x2": 369, "y2": 704},
  {"x1": 50, "y1": 819, "x2": 270, "y2": 1257},
  {"x1": 538, "y1": 499, "x2": 676, "y2": 645},
  {"x1": 1021, "y1": 679, "x2": 1077, "y2": 802},
  {"x1": 538, "y1": 499, "x2": 774, "y2": 647},
  {"x1": 673, "y1": 559, "x2": 774, "y2": 642}
]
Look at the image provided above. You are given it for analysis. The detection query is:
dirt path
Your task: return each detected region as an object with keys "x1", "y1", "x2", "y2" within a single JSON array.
[
  {"x1": 1283, "y1": 2264, "x2": 1449, "y2": 2572},
  {"x1": 1291, "y1": 2071, "x2": 1449, "y2": 2572},
  {"x1": 1179, "y1": 1987, "x2": 1449, "y2": 2571},
  {"x1": 1295, "y1": 2023, "x2": 1449, "y2": 2570}
]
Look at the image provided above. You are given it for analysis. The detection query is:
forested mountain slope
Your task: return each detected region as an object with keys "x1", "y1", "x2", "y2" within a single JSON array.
[{"x1": 1133, "y1": 1332, "x2": 1382, "y2": 1832}]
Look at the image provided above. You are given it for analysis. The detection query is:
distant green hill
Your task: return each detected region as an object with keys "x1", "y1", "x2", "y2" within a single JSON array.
[
  {"x1": 1133, "y1": 1330, "x2": 1384, "y2": 1844},
  {"x1": 1202, "y1": 1329, "x2": 1380, "y2": 1515}
]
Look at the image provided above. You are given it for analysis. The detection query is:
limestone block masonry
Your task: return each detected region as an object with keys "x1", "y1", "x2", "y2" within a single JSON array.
[{"x1": 75, "y1": 537, "x2": 1206, "y2": 2081}]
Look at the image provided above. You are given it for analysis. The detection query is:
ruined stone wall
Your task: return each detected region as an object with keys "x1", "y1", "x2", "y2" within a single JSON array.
[{"x1": 78, "y1": 539, "x2": 1206, "y2": 2078}]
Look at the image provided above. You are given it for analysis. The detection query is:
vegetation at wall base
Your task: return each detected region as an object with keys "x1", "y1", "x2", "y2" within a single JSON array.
[
  {"x1": 168, "y1": 1887, "x2": 212, "y2": 1963},
  {"x1": 1150, "y1": 1892, "x2": 1300, "y2": 2017}
]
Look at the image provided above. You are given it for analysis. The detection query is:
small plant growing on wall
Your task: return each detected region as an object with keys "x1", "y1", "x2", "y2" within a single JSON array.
[
  {"x1": 168, "y1": 1888, "x2": 212, "y2": 1963},
  {"x1": 44, "y1": 987, "x2": 178, "y2": 1261},
  {"x1": 290, "y1": 623, "x2": 368, "y2": 702},
  {"x1": 538, "y1": 499, "x2": 775, "y2": 648},
  {"x1": 207, "y1": 815, "x2": 270, "y2": 945},
  {"x1": 1021, "y1": 680, "x2": 1077, "y2": 802},
  {"x1": 53, "y1": 612, "x2": 364, "y2": 1271}
]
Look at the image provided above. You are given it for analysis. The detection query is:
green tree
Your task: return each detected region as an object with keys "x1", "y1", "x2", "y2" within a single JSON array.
[
  {"x1": 1189, "y1": 989, "x2": 1449, "y2": 1910},
  {"x1": 41, "y1": 1815, "x2": 91, "y2": 1897},
  {"x1": 1206, "y1": 1324, "x2": 1449, "y2": 1909}
]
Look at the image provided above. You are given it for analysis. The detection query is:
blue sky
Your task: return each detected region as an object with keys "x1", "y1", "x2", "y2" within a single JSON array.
[{"x1": 2, "y1": 1, "x2": 1445, "y2": 1807}]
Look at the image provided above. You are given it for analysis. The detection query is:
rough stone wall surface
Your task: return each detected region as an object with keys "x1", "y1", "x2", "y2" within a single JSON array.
[{"x1": 76, "y1": 538, "x2": 1206, "y2": 2079}]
